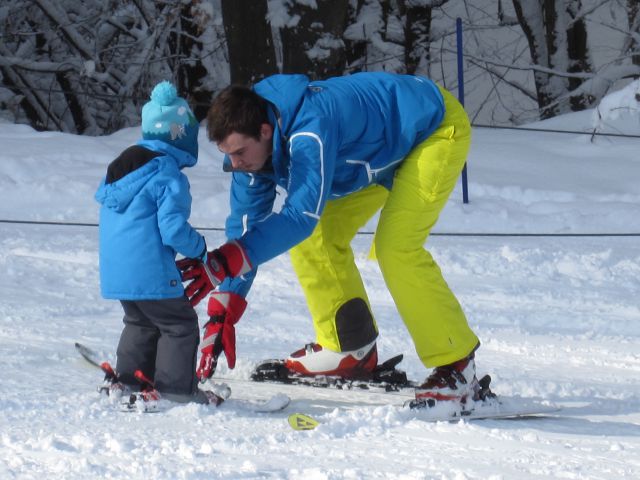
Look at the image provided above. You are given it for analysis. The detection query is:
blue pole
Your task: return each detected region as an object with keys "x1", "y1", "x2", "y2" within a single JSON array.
[{"x1": 456, "y1": 17, "x2": 469, "y2": 204}]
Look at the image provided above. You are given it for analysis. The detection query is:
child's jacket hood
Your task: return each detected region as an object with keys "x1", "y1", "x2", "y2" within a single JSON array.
[{"x1": 95, "y1": 139, "x2": 197, "y2": 212}]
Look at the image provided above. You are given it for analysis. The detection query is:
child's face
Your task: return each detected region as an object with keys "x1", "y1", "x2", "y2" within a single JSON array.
[{"x1": 218, "y1": 123, "x2": 273, "y2": 173}]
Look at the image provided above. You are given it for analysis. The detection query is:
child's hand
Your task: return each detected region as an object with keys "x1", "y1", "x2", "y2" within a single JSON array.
[
  {"x1": 177, "y1": 258, "x2": 212, "y2": 306},
  {"x1": 177, "y1": 241, "x2": 252, "y2": 307}
]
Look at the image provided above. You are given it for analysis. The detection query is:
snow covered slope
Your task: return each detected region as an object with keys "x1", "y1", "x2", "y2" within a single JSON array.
[{"x1": 0, "y1": 92, "x2": 639, "y2": 478}]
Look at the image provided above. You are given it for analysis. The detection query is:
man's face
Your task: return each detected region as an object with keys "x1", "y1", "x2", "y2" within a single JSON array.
[{"x1": 218, "y1": 123, "x2": 273, "y2": 172}]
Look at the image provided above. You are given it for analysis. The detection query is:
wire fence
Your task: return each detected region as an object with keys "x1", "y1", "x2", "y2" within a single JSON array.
[{"x1": 1, "y1": 219, "x2": 638, "y2": 237}]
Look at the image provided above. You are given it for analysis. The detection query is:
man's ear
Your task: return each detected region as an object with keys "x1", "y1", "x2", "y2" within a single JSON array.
[{"x1": 260, "y1": 122, "x2": 273, "y2": 141}]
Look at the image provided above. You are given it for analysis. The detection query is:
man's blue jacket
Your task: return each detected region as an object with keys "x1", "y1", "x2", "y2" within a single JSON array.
[{"x1": 220, "y1": 72, "x2": 445, "y2": 297}]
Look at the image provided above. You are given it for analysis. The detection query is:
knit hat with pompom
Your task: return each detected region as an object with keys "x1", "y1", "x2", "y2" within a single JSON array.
[{"x1": 141, "y1": 81, "x2": 198, "y2": 158}]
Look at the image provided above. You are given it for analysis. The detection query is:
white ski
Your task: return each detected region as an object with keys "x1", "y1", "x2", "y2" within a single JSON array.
[
  {"x1": 288, "y1": 398, "x2": 560, "y2": 431},
  {"x1": 75, "y1": 342, "x2": 290, "y2": 414},
  {"x1": 234, "y1": 393, "x2": 291, "y2": 413},
  {"x1": 409, "y1": 395, "x2": 561, "y2": 422},
  {"x1": 198, "y1": 378, "x2": 290, "y2": 413}
]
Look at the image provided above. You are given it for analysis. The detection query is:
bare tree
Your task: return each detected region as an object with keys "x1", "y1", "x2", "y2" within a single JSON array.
[
  {"x1": 625, "y1": 0, "x2": 640, "y2": 66},
  {"x1": 433, "y1": 0, "x2": 640, "y2": 125},
  {"x1": 512, "y1": 0, "x2": 595, "y2": 118},
  {"x1": 221, "y1": 0, "x2": 277, "y2": 85},
  {"x1": 2, "y1": 0, "x2": 640, "y2": 134},
  {"x1": 171, "y1": 2, "x2": 225, "y2": 120},
  {"x1": 0, "y1": 0, "x2": 227, "y2": 134},
  {"x1": 397, "y1": 0, "x2": 449, "y2": 75},
  {"x1": 343, "y1": 0, "x2": 404, "y2": 73},
  {"x1": 279, "y1": 0, "x2": 351, "y2": 78}
]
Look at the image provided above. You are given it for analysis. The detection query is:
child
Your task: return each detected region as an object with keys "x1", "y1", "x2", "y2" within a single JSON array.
[{"x1": 95, "y1": 81, "x2": 218, "y2": 406}]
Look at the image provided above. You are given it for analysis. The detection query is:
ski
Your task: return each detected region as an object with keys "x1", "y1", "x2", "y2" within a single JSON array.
[
  {"x1": 251, "y1": 354, "x2": 419, "y2": 393},
  {"x1": 75, "y1": 341, "x2": 106, "y2": 369},
  {"x1": 236, "y1": 393, "x2": 291, "y2": 413},
  {"x1": 121, "y1": 369, "x2": 167, "y2": 413},
  {"x1": 287, "y1": 400, "x2": 560, "y2": 431},
  {"x1": 75, "y1": 342, "x2": 290, "y2": 414},
  {"x1": 198, "y1": 379, "x2": 291, "y2": 413},
  {"x1": 404, "y1": 375, "x2": 561, "y2": 422},
  {"x1": 287, "y1": 390, "x2": 560, "y2": 431},
  {"x1": 249, "y1": 355, "x2": 561, "y2": 429}
]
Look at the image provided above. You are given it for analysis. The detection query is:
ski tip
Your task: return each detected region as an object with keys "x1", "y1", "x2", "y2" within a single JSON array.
[
  {"x1": 288, "y1": 412, "x2": 320, "y2": 431},
  {"x1": 75, "y1": 342, "x2": 104, "y2": 368},
  {"x1": 74, "y1": 342, "x2": 90, "y2": 355}
]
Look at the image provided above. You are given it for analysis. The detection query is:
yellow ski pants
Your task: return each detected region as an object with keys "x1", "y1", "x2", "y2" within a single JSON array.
[{"x1": 289, "y1": 86, "x2": 479, "y2": 368}]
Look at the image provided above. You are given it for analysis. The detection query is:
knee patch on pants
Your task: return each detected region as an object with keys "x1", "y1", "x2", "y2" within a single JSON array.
[{"x1": 336, "y1": 298, "x2": 378, "y2": 351}]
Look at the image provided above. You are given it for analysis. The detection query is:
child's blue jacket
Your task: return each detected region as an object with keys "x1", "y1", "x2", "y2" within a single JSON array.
[{"x1": 95, "y1": 139, "x2": 205, "y2": 300}]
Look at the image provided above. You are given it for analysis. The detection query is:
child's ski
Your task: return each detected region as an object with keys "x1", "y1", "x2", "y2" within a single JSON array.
[{"x1": 75, "y1": 342, "x2": 290, "y2": 414}]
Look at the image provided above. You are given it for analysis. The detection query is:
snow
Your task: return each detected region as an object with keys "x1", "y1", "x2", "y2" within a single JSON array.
[
  {"x1": 593, "y1": 79, "x2": 640, "y2": 129},
  {"x1": 1, "y1": 85, "x2": 639, "y2": 478}
]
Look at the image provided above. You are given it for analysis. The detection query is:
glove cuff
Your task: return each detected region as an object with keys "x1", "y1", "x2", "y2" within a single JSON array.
[
  {"x1": 207, "y1": 291, "x2": 247, "y2": 325},
  {"x1": 218, "y1": 240, "x2": 253, "y2": 278},
  {"x1": 197, "y1": 238, "x2": 208, "y2": 262}
]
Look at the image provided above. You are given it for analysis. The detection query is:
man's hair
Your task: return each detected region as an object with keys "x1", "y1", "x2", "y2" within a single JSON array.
[{"x1": 207, "y1": 85, "x2": 269, "y2": 143}]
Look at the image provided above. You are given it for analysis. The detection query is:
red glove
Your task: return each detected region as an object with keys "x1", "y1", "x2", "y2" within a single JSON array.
[
  {"x1": 176, "y1": 258, "x2": 210, "y2": 306},
  {"x1": 197, "y1": 292, "x2": 248, "y2": 381},
  {"x1": 177, "y1": 240, "x2": 253, "y2": 306}
]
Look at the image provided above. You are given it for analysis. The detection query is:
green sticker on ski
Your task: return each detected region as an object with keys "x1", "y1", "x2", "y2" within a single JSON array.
[{"x1": 288, "y1": 413, "x2": 320, "y2": 431}]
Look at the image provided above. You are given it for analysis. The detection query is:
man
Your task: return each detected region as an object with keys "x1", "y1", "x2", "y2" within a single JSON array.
[{"x1": 179, "y1": 72, "x2": 480, "y2": 404}]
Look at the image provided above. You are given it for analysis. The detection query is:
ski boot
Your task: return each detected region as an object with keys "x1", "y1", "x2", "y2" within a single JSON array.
[
  {"x1": 284, "y1": 339, "x2": 378, "y2": 379},
  {"x1": 413, "y1": 351, "x2": 480, "y2": 409},
  {"x1": 198, "y1": 380, "x2": 231, "y2": 407},
  {"x1": 121, "y1": 370, "x2": 161, "y2": 412},
  {"x1": 97, "y1": 361, "x2": 128, "y2": 400}
]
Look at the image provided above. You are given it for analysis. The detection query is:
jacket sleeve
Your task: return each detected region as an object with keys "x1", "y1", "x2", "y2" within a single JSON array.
[
  {"x1": 219, "y1": 165, "x2": 277, "y2": 298},
  {"x1": 239, "y1": 117, "x2": 337, "y2": 268},
  {"x1": 226, "y1": 169, "x2": 277, "y2": 239},
  {"x1": 155, "y1": 170, "x2": 205, "y2": 259}
]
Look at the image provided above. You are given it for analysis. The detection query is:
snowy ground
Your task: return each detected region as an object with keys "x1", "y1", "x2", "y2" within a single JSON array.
[{"x1": 1, "y1": 87, "x2": 639, "y2": 478}]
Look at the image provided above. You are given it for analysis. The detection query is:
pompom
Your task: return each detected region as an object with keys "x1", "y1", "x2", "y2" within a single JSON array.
[{"x1": 150, "y1": 81, "x2": 178, "y2": 107}]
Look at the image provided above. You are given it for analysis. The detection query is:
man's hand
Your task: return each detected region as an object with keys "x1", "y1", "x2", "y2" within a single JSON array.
[
  {"x1": 197, "y1": 292, "x2": 248, "y2": 380},
  {"x1": 177, "y1": 240, "x2": 253, "y2": 306},
  {"x1": 197, "y1": 317, "x2": 225, "y2": 381}
]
